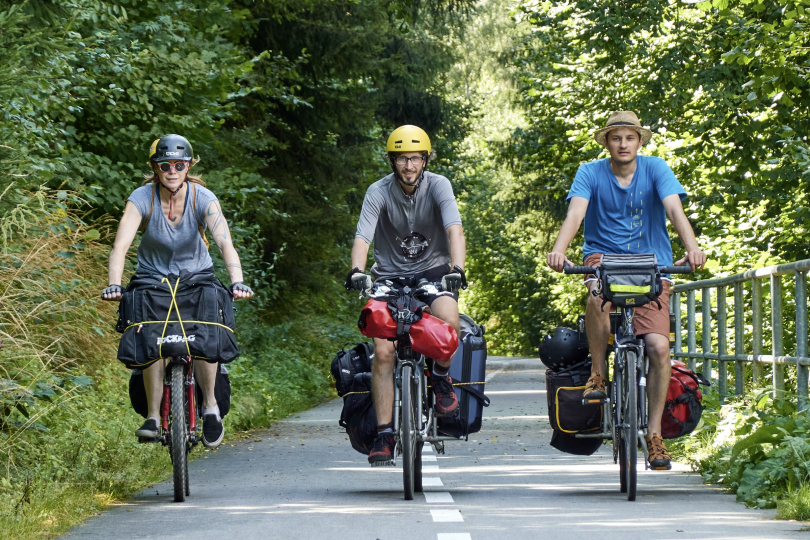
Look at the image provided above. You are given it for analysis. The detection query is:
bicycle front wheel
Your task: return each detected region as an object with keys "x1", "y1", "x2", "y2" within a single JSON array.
[
  {"x1": 401, "y1": 364, "x2": 417, "y2": 500},
  {"x1": 621, "y1": 350, "x2": 638, "y2": 501},
  {"x1": 170, "y1": 363, "x2": 189, "y2": 503}
]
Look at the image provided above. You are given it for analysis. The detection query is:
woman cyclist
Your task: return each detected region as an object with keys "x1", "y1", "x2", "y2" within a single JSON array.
[{"x1": 101, "y1": 134, "x2": 253, "y2": 448}]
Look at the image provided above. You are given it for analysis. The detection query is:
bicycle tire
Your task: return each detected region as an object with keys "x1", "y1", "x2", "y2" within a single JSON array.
[
  {"x1": 623, "y1": 350, "x2": 638, "y2": 501},
  {"x1": 414, "y1": 378, "x2": 423, "y2": 493},
  {"x1": 401, "y1": 364, "x2": 416, "y2": 500},
  {"x1": 614, "y1": 362, "x2": 627, "y2": 493},
  {"x1": 170, "y1": 363, "x2": 188, "y2": 503}
]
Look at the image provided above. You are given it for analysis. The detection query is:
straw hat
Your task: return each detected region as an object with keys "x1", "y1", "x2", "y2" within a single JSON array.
[{"x1": 593, "y1": 111, "x2": 653, "y2": 146}]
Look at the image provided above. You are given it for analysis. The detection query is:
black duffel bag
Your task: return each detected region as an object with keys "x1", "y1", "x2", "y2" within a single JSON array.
[
  {"x1": 546, "y1": 359, "x2": 603, "y2": 455},
  {"x1": 128, "y1": 362, "x2": 232, "y2": 418},
  {"x1": 116, "y1": 270, "x2": 238, "y2": 368}
]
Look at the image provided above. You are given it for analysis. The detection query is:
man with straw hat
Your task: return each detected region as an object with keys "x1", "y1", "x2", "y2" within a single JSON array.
[{"x1": 546, "y1": 111, "x2": 706, "y2": 470}]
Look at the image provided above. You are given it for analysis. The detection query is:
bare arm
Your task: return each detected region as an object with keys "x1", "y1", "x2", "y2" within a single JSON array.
[
  {"x1": 447, "y1": 224, "x2": 465, "y2": 270},
  {"x1": 350, "y1": 237, "x2": 370, "y2": 272},
  {"x1": 204, "y1": 200, "x2": 251, "y2": 297},
  {"x1": 103, "y1": 202, "x2": 142, "y2": 299},
  {"x1": 663, "y1": 194, "x2": 707, "y2": 269},
  {"x1": 546, "y1": 196, "x2": 589, "y2": 272}
]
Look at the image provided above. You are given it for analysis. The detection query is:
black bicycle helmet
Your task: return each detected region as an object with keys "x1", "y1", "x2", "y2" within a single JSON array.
[
  {"x1": 149, "y1": 134, "x2": 193, "y2": 162},
  {"x1": 538, "y1": 326, "x2": 588, "y2": 370}
]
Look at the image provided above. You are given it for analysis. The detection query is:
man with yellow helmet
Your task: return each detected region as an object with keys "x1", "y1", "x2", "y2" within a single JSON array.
[{"x1": 346, "y1": 125, "x2": 467, "y2": 466}]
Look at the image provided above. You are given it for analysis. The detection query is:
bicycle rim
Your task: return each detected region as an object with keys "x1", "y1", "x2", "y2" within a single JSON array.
[
  {"x1": 623, "y1": 351, "x2": 638, "y2": 502},
  {"x1": 401, "y1": 364, "x2": 416, "y2": 500},
  {"x1": 170, "y1": 364, "x2": 188, "y2": 503}
]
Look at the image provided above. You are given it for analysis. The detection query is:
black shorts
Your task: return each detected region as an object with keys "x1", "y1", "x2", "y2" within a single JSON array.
[{"x1": 376, "y1": 265, "x2": 458, "y2": 306}]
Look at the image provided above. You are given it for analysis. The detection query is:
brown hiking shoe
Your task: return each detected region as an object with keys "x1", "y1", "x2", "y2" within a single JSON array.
[
  {"x1": 582, "y1": 374, "x2": 606, "y2": 399},
  {"x1": 646, "y1": 434, "x2": 672, "y2": 470}
]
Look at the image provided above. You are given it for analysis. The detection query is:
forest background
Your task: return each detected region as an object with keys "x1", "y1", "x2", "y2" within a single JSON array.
[{"x1": 1, "y1": 0, "x2": 809, "y2": 536}]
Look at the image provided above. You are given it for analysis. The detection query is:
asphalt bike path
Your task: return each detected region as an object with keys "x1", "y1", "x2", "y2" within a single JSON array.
[{"x1": 61, "y1": 358, "x2": 807, "y2": 540}]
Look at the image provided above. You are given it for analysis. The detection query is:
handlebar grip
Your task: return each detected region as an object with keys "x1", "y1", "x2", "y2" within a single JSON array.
[
  {"x1": 563, "y1": 265, "x2": 597, "y2": 275},
  {"x1": 659, "y1": 264, "x2": 693, "y2": 274}
]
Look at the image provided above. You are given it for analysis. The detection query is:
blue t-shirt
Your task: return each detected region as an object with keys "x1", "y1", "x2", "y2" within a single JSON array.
[{"x1": 566, "y1": 155, "x2": 687, "y2": 266}]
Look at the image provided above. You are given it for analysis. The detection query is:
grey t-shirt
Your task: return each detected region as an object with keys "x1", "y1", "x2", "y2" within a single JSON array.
[
  {"x1": 127, "y1": 182, "x2": 216, "y2": 277},
  {"x1": 355, "y1": 171, "x2": 462, "y2": 279}
]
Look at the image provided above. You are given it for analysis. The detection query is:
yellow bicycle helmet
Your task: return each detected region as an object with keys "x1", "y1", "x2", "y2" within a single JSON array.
[{"x1": 386, "y1": 125, "x2": 431, "y2": 153}]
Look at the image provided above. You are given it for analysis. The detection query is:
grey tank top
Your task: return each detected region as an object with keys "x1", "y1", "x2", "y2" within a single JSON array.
[
  {"x1": 355, "y1": 171, "x2": 462, "y2": 279},
  {"x1": 127, "y1": 182, "x2": 216, "y2": 277}
]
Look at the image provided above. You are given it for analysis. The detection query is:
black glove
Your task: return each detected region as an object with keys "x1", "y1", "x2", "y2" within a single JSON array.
[
  {"x1": 441, "y1": 265, "x2": 467, "y2": 292},
  {"x1": 101, "y1": 284, "x2": 123, "y2": 300},
  {"x1": 345, "y1": 267, "x2": 372, "y2": 291},
  {"x1": 229, "y1": 281, "x2": 254, "y2": 298}
]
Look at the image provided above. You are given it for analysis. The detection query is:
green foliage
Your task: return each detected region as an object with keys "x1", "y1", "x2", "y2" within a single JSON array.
[{"x1": 670, "y1": 388, "x2": 810, "y2": 512}]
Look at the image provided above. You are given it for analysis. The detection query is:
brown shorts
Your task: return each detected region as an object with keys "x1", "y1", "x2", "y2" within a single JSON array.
[{"x1": 583, "y1": 253, "x2": 670, "y2": 338}]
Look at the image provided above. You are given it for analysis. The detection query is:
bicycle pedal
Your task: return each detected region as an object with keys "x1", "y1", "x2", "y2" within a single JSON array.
[{"x1": 137, "y1": 436, "x2": 160, "y2": 444}]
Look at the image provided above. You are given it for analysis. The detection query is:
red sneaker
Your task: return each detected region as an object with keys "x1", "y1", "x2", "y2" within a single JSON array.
[
  {"x1": 368, "y1": 433, "x2": 396, "y2": 466},
  {"x1": 429, "y1": 371, "x2": 459, "y2": 417}
]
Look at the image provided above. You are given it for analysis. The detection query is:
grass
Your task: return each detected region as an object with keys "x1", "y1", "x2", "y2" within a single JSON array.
[{"x1": 778, "y1": 483, "x2": 810, "y2": 521}]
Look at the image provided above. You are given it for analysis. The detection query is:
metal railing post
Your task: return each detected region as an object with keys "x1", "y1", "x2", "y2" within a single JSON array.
[
  {"x1": 702, "y1": 287, "x2": 712, "y2": 384},
  {"x1": 771, "y1": 274, "x2": 784, "y2": 397},
  {"x1": 687, "y1": 289, "x2": 697, "y2": 373},
  {"x1": 734, "y1": 282, "x2": 744, "y2": 396},
  {"x1": 752, "y1": 278, "x2": 763, "y2": 385},
  {"x1": 797, "y1": 271, "x2": 808, "y2": 411},
  {"x1": 717, "y1": 285, "x2": 727, "y2": 400},
  {"x1": 673, "y1": 292, "x2": 682, "y2": 354}
]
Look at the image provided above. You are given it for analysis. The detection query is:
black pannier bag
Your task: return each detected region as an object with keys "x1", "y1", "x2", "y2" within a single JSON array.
[
  {"x1": 340, "y1": 373, "x2": 378, "y2": 455},
  {"x1": 546, "y1": 359, "x2": 603, "y2": 455},
  {"x1": 332, "y1": 342, "x2": 377, "y2": 454},
  {"x1": 438, "y1": 314, "x2": 490, "y2": 439},
  {"x1": 129, "y1": 363, "x2": 232, "y2": 418},
  {"x1": 116, "y1": 270, "x2": 238, "y2": 368},
  {"x1": 330, "y1": 342, "x2": 374, "y2": 397},
  {"x1": 599, "y1": 253, "x2": 661, "y2": 308}
]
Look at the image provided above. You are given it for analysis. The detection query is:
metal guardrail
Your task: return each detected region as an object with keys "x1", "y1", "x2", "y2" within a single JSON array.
[{"x1": 670, "y1": 259, "x2": 810, "y2": 411}]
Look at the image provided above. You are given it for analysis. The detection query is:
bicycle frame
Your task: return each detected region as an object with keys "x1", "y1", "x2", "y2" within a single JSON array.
[{"x1": 575, "y1": 307, "x2": 651, "y2": 463}]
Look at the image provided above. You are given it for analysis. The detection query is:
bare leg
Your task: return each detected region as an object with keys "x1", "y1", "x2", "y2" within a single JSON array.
[
  {"x1": 427, "y1": 296, "x2": 460, "y2": 370},
  {"x1": 194, "y1": 360, "x2": 219, "y2": 410},
  {"x1": 585, "y1": 283, "x2": 611, "y2": 378},
  {"x1": 372, "y1": 338, "x2": 396, "y2": 426},
  {"x1": 644, "y1": 333, "x2": 671, "y2": 436},
  {"x1": 143, "y1": 360, "x2": 165, "y2": 419}
]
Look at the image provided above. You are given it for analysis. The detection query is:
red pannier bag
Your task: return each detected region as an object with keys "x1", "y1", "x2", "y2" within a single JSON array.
[
  {"x1": 358, "y1": 299, "x2": 459, "y2": 363},
  {"x1": 661, "y1": 360, "x2": 710, "y2": 439}
]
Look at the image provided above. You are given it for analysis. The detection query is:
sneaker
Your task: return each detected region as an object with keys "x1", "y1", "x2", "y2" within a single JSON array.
[
  {"x1": 135, "y1": 418, "x2": 159, "y2": 440},
  {"x1": 202, "y1": 414, "x2": 224, "y2": 449},
  {"x1": 582, "y1": 373, "x2": 607, "y2": 399},
  {"x1": 429, "y1": 371, "x2": 459, "y2": 417},
  {"x1": 646, "y1": 434, "x2": 672, "y2": 470},
  {"x1": 368, "y1": 433, "x2": 396, "y2": 466}
]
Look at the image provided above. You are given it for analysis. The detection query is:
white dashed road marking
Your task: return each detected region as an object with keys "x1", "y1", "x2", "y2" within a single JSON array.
[
  {"x1": 422, "y1": 477, "x2": 443, "y2": 486},
  {"x1": 430, "y1": 509, "x2": 464, "y2": 522},
  {"x1": 422, "y1": 465, "x2": 440, "y2": 472},
  {"x1": 422, "y1": 455, "x2": 438, "y2": 461},
  {"x1": 437, "y1": 535, "x2": 471, "y2": 540},
  {"x1": 424, "y1": 492, "x2": 454, "y2": 503}
]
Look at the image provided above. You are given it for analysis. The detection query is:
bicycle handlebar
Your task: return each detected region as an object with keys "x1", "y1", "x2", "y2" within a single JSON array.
[
  {"x1": 562, "y1": 262, "x2": 693, "y2": 275},
  {"x1": 563, "y1": 264, "x2": 596, "y2": 275}
]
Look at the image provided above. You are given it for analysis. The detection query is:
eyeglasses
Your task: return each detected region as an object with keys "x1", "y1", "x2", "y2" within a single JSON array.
[
  {"x1": 395, "y1": 155, "x2": 425, "y2": 166},
  {"x1": 157, "y1": 162, "x2": 188, "y2": 173}
]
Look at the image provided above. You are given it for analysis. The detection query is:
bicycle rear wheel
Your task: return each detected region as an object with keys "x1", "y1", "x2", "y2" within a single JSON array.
[
  {"x1": 170, "y1": 363, "x2": 189, "y2": 502},
  {"x1": 622, "y1": 350, "x2": 638, "y2": 501},
  {"x1": 401, "y1": 364, "x2": 417, "y2": 500}
]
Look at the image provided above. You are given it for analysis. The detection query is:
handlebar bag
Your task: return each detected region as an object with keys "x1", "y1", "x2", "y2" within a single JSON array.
[
  {"x1": 600, "y1": 253, "x2": 661, "y2": 308},
  {"x1": 358, "y1": 299, "x2": 398, "y2": 339},
  {"x1": 661, "y1": 360, "x2": 709, "y2": 439},
  {"x1": 116, "y1": 271, "x2": 238, "y2": 369},
  {"x1": 410, "y1": 314, "x2": 459, "y2": 363}
]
